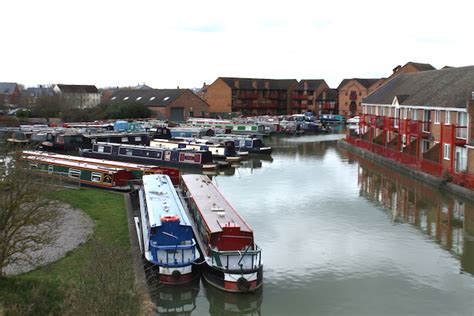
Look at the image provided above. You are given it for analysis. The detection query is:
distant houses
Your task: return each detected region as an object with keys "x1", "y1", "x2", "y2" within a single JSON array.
[
  {"x1": 53, "y1": 84, "x2": 101, "y2": 109},
  {"x1": 0, "y1": 82, "x2": 21, "y2": 105}
]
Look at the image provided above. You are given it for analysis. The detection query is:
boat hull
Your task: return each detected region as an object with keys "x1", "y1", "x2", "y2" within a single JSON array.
[
  {"x1": 201, "y1": 263, "x2": 263, "y2": 293},
  {"x1": 82, "y1": 150, "x2": 207, "y2": 170}
]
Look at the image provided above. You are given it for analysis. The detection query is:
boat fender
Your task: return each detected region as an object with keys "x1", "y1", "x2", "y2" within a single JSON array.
[
  {"x1": 171, "y1": 270, "x2": 181, "y2": 280},
  {"x1": 237, "y1": 277, "x2": 250, "y2": 290}
]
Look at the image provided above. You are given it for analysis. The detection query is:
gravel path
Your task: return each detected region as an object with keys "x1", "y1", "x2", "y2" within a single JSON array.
[{"x1": 4, "y1": 203, "x2": 95, "y2": 276}]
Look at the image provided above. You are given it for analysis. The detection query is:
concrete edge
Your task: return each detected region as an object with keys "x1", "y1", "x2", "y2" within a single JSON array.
[
  {"x1": 338, "y1": 139, "x2": 474, "y2": 203},
  {"x1": 123, "y1": 193, "x2": 156, "y2": 315}
]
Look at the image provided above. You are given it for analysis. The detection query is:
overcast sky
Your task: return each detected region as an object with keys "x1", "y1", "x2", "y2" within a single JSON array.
[{"x1": 2, "y1": 0, "x2": 473, "y2": 89}]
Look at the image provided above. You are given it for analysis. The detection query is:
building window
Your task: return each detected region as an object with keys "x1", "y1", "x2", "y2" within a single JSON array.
[
  {"x1": 457, "y1": 112, "x2": 467, "y2": 139},
  {"x1": 445, "y1": 111, "x2": 451, "y2": 125},
  {"x1": 455, "y1": 146, "x2": 467, "y2": 172},
  {"x1": 412, "y1": 109, "x2": 418, "y2": 120},
  {"x1": 201, "y1": 111, "x2": 206, "y2": 117},
  {"x1": 421, "y1": 140, "x2": 430, "y2": 153},
  {"x1": 189, "y1": 111, "x2": 194, "y2": 117},
  {"x1": 443, "y1": 143, "x2": 451, "y2": 160},
  {"x1": 434, "y1": 110, "x2": 440, "y2": 124}
]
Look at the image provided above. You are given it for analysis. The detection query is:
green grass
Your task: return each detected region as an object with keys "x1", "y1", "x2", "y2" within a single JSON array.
[{"x1": 0, "y1": 188, "x2": 135, "y2": 315}]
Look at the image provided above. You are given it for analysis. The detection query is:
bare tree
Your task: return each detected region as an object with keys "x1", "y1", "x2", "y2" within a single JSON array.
[{"x1": 0, "y1": 153, "x2": 59, "y2": 277}]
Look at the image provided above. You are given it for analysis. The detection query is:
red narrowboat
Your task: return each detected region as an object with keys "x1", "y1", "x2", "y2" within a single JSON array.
[{"x1": 180, "y1": 174, "x2": 263, "y2": 293}]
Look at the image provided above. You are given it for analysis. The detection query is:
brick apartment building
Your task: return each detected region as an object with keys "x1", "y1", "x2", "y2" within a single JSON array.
[
  {"x1": 338, "y1": 78, "x2": 385, "y2": 117},
  {"x1": 291, "y1": 80, "x2": 329, "y2": 114},
  {"x1": 204, "y1": 77, "x2": 298, "y2": 116}
]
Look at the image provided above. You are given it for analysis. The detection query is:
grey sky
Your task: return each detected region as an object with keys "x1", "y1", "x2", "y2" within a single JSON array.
[{"x1": 2, "y1": 0, "x2": 473, "y2": 89}]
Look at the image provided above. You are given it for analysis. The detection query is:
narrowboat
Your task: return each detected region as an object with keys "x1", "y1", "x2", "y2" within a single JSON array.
[
  {"x1": 149, "y1": 139, "x2": 240, "y2": 162},
  {"x1": 136, "y1": 174, "x2": 200, "y2": 284},
  {"x1": 180, "y1": 174, "x2": 263, "y2": 293},
  {"x1": 22, "y1": 154, "x2": 134, "y2": 190},
  {"x1": 81, "y1": 142, "x2": 216, "y2": 170},
  {"x1": 206, "y1": 135, "x2": 272, "y2": 155},
  {"x1": 22, "y1": 150, "x2": 180, "y2": 185}
]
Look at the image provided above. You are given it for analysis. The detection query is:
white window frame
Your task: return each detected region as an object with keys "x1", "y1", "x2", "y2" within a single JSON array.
[
  {"x1": 421, "y1": 140, "x2": 430, "y2": 153},
  {"x1": 456, "y1": 112, "x2": 468, "y2": 139},
  {"x1": 434, "y1": 110, "x2": 440, "y2": 124},
  {"x1": 443, "y1": 143, "x2": 451, "y2": 160},
  {"x1": 412, "y1": 109, "x2": 418, "y2": 120},
  {"x1": 445, "y1": 111, "x2": 451, "y2": 125},
  {"x1": 98, "y1": 145, "x2": 105, "y2": 153},
  {"x1": 454, "y1": 146, "x2": 467, "y2": 172}
]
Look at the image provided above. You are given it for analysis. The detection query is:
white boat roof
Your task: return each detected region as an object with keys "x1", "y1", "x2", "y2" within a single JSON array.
[
  {"x1": 23, "y1": 155, "x2": 123, "y2": 172},
  {"x1": 142, "y1": 174, "x2": 190, "y2": 227},
  {"x1": 23, "y1": 150, "x2": 158, "y2": 170}
]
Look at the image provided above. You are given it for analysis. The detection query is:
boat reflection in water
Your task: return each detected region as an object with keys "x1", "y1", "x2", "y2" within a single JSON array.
[
  {"x1": 354, "y1": 154, "x2": 474, "y2": 275},
  {"x1": 203, "y1": 281, "x2": 262, "y2": 316},
  {"x1": 148, "y1": 277, "x2": 200, "y2": 315}
]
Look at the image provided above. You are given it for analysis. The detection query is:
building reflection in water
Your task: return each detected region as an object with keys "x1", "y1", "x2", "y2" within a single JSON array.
[
  {"x1": 355, "y1": 154, "x2": 474, "y2": 275},
  {"x1": 203, "y1": 281, "x2": 263, "y2": 316}
]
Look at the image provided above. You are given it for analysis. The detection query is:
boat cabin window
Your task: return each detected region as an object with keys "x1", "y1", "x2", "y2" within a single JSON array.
[
  {"x1": 253, "y1": 139, "x2": 263, "y2": 147},
  {"x1": 121, "y1": 137, "x2": 128, "y2": 142},
  {"x1": 97, "y1": 145, "x2": 105, "y2": 153},
  {"x1": 48, "y1": 165, "x2": 54, "y2": 174},
  {"x1": 103, "y1": 146, "x2": 112, "y2": 153},
  {"x1": 91, "y1": 172, "x2": 102, "y2": 182},
  {"x1": 120, "y1": 148, "x2": 133, "y2": 156},
  {"x1": 135, "y1": 136, "x2": 142, "y2": 141},
  {"x1": 69, "y1": 169, "x2": 81, "y2": 178},
  {"x1": 245, "y1": 140, "x2": 252, "y2": 147}
]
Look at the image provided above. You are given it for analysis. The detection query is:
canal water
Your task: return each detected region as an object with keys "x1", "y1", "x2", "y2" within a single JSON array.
[{"x1": 151, "y1": 133, "x2": 474, "y2": 316}]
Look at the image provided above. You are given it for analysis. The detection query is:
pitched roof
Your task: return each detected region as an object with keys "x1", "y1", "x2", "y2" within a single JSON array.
[
  {"x1": 219, "y1": 77, "x2": 297, "y2": 90},
  {"x1": 56, "y1": 84, "x2": 99, "y2": 94},
  {"x1": 406, "y1": 62, "x2": 436, "y2": 71},
  {"x1": 0, "y1": 82, "x2": 18, "y2": 95},
  {"x1": 294, "y1": 79, "x2": 326, "y2": 91},
  {"x1": 363, "y1": 66, "x2": 474, "y2": 108},
  {"x1": 108, "y1": 89, "x2": 187, "y2": 107},
  {"x1": 317, "y1": 88, "x2": 338, "y2": 101},
  {"x1": 337, "y1": 78, "x2": 382, "y2": 90}
]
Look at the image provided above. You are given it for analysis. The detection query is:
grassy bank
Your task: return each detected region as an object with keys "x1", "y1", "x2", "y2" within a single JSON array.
[{"x1": 0, "y1": 188, "x2": 139, "y2": 315}]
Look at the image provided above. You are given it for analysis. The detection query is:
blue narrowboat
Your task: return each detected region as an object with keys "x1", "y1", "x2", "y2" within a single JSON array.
[
  {"x1": 81, "y1": 142, "x2": 216, "y2": 170},
  {"x1": 136, "y1": 174, "x2": 200, "y2": 284}
]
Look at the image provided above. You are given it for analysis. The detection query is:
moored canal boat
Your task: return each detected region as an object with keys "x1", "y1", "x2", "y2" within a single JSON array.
[
  {"x1": 81, "y1": 142, "x2": 216, "y2": 170},
  {"x1": 22, "y1": 150, "x2": 180, "y2": 185},
  {"x1": 22, "y1": 154, "x2": 134, "y2": 190},
  {"x1": 180, "y1": 174, "x2": 263, "y2": 293},
  {"x1": 137, "y1": 174, "x2": 200, "y2": 284},
  {"x1": 150, "y1": 138, "x2": 240, "y2": 162}
]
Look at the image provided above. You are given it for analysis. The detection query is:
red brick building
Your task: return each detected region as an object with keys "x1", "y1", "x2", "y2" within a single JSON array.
[
  {"x1": 204, "y1": 77, "x2": 298, "y2": 116},
  {"x1": 291, "y1": 80, "x2": 329, "y2": 114},
  {"x1": 353, "y1": 65, "x2": 474, "y2": 188},
  {"x1": 338, "y1": 78, "x2": 385, "y2": 117}
]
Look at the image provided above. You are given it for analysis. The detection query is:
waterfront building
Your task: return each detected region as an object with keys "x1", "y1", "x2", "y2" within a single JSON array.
[
  {"x1": 203, "y1": 77, "x2": 298, "y2": 116},
  {"x1": 291, "y1": 80, "x2": 329, "y2": 114},
  {"x1": 338, "y1": 78, "x2": 385, "y2": 117},
  {"x1": 318, "y1": 88, "x2": 339, "y2": 116},
  {"x1": 354, "y1": 65, "x2": 474, "y2": 188},
  {"x1": 53, "y1": 84, "x2": 101, "y2": 109},
  {"x1": 387, "y1": 62, "x2": 435, "y2": 81},
  {"x1": 108, "y1": 89, "x2": 209, "y2": 122}
]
